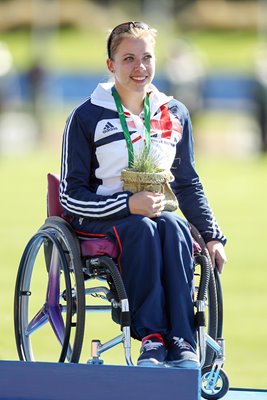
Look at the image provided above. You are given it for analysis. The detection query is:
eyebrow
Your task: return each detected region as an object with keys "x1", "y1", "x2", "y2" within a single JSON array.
[{"x1": 122, "y1": 52, "x2": 152, "y2": 57}]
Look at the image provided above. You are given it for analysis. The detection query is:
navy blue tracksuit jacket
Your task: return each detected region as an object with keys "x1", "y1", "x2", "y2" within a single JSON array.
[{"x1": 59, "y1": 82, "x2": 226, "y2": 346}]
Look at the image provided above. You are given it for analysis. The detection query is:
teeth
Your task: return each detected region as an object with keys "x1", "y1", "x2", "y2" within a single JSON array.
[{"x1": 133, "y1": 77, "x2": 146, "y2": 80}]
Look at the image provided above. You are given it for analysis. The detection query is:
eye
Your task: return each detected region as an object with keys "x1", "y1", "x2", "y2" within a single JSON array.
[
  {"x1": 124, "y1": 56, "x2": 134, "y2": 62},
  {"x1": 144, "y1": 54, "x2": 153, "y2": 62}
]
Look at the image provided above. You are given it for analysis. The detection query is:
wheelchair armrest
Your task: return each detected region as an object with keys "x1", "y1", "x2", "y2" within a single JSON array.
[{"x1": 47, "y1": 173, "x2": 64, "y2": 217}]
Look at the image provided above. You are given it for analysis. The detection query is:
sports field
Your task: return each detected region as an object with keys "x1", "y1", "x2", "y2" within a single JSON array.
[
  {"x1": 0, "y1": 146, "x2": 267, "y2": 389},
  {"x1": 1, "y1": 25, "x2": 267, "y2": 391}
]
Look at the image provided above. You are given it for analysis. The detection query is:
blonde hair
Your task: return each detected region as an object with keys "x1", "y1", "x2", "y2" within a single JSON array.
[{"x1": 107, "y1": 22, "x2": 157, "y2": 59}]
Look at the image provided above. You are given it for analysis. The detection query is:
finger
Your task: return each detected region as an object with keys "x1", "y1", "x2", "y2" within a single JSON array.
[
  {"x1": 215, "y1": 255, "x2": 227, "y2": 274},
  {"x1": 151, "y1": 192, "x2": 165, "y2": 200},
  {"x1": 216, "y1": 261, "x2": 224, "y2": 274},
  {"x1": 150, "y1": 209, "x2": 162, "y2": 218},
  {"x1": 209, "y1": 252, "x2": 215, "y2": 268},
  {"x1": 159, "y1": 203, "x2": 166, "y2": 212},
  {"x1": 152, "y1": 201, "x2": 163, "y2": 211}
]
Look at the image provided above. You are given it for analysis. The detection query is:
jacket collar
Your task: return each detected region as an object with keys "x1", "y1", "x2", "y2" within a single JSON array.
[{"x1": 91, "y1": 81, "x2": 173, "y2": 116}]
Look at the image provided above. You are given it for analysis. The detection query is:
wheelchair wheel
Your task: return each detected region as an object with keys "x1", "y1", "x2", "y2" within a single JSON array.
[
  {"x1": 14, "y1": 217, "x2": 85, "y2": 363},
  {"x1": 205, "y1": 267, "x2": 219, "y2": 365},
  {"x1": 190, "y1": 224, "x2": 221, "y2": 367},
  {"x1": 214, "y1": 267, "x2": 223, "y2": 339},
  {"x1": 201, "y1": 366, "x2": 229, "y2": 400}
]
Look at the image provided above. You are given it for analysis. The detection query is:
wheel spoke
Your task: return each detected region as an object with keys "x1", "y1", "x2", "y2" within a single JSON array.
[
  {"x1": 26, "y1": 305, "x2": 49, "y2": 336},
  {"x1": 48, "y1": 304, "x2": 66, "y2": 345},
  {"x1": 46, "y1": 245, "x2": 61, "y2": 307},
  {"x1": 44, "y1": 245, "x2": 67, "y2": 346}
]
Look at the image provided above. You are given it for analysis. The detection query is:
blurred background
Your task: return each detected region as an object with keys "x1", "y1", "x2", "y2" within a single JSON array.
[{"x1": 0, "y1": 0, "x2": 267, "y2": 390}]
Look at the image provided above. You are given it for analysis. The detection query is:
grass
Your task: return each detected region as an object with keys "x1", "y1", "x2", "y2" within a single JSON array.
[
  {"x1": 186, "y1": 30, "x2": 260, "y2": 73},
  {"x1": 196, "y1": 154, "x2": 267, "y2": 389},
  {"x1": 1, "y1": 146, "x2": 267, "y2": 389},
  {"x1": 0, "y1": 23, "x2": 266, "y2": 390},
  {"x1": 0, "y1": 27, "x2": 261, "y2": 73}
]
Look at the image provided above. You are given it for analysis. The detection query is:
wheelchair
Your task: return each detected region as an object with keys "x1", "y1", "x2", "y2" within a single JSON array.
[{"x1": 14, "y1": 173, "x2": 229, "y2": 400}]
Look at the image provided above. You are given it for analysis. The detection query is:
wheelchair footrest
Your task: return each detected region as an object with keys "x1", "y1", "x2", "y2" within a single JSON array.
[{"x1": 0, "y1": 360, "x2": 201, "y2": 400}]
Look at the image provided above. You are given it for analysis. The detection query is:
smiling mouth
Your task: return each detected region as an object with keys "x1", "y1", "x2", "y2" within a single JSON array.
[{"x1": 131, "y1": 76, "x2": 147, "y2": 81}]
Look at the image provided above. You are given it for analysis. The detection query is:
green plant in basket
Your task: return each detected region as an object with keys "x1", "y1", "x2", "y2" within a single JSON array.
[
  {"x1": 131, "y1": 149, "x2": 163, "y2": 173},
  {"x1": 121, "y1": 149, "x2": 178, "y2": 212}
]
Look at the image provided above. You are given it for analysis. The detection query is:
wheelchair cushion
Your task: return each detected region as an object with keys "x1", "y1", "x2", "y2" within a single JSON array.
[
  {"x1": 79, "y1": 237, "x2": 119, "y2": 258},
  {"x1": 47, "y1": 173, "x2": 64, "y2": 217},
  {"x1": 47, "y1": 173, "x2": 119, "y2": 259}
]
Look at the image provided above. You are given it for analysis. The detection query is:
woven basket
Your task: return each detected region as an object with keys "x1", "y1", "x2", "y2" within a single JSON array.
[{"x1": 121, "y1": 169, "x2": 178, "y2": 212}]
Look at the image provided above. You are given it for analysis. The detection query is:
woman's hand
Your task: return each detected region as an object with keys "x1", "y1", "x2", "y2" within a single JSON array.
[
  {"x1": 128, "y1": 191, "x2": 166, "y2": 218},
  {"x1": 206, "y1": 240, "x2": 227, "y2": 273}
]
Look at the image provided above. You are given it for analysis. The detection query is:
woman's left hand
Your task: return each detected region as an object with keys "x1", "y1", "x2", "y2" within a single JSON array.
[{"x1": 206, "y1": 240, "x2": 227, "y2": 274}]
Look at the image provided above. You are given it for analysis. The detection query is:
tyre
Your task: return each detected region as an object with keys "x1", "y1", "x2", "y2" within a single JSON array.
[
  {"x1": 201, "y1": 366, "x2": 229, "y2": 400},
  {"x1": 190, "y1": 224, "x2": 220, "y2": 366},
  {"x1": 14, "y1": 217, "x2": 85, "y2": 362}
]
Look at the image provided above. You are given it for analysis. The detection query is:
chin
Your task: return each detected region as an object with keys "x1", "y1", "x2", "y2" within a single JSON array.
[{"x1": 132, "y1": 81, "x2": 151, "y2": 92}]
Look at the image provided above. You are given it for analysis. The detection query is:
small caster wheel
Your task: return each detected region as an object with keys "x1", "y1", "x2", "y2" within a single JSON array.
[{"x1": 201, "y1": 365, "x2": 229, "y2": 399}]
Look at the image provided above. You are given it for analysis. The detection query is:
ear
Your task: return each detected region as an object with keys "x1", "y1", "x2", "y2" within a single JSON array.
[{"x1": 106, "y1": 58, "x2": 114, "y2": 73}]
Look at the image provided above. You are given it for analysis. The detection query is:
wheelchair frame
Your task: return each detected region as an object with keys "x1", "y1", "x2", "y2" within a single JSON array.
[{"x1": 14, "y1": 174, "x2": 229, "y2": 400}]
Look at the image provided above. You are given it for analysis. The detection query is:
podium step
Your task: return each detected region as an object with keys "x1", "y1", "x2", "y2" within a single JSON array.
[{"x1": 0, "y1": 360, "x2": 200, "y2": 400}]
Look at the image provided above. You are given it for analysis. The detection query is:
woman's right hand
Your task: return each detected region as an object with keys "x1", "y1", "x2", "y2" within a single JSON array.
[{"x1": 128, "y1": 191, "x2": 166, "y2": 218}]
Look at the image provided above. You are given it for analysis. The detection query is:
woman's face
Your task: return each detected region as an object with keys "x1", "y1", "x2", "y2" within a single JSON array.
[{"x1": 107, "y1": 35, "x2": 155, "y2": 97}]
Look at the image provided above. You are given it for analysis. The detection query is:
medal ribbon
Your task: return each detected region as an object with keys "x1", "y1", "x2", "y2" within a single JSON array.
[{"x1": 112, "y1": 86, "x2": 151, "y2": 168}]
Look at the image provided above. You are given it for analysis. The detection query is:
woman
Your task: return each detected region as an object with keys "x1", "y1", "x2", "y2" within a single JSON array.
[{"x1": 59, "y1": 21, "x2": 227, "y2": 368}]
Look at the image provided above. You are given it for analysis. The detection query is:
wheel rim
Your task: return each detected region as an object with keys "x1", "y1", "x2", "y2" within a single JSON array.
[
  {"x1": 202, "y1": 370, "x2": 225, "y2": 397},
  {"x1": 14, "y1": 230, "x2": 82, "y2": 362}
]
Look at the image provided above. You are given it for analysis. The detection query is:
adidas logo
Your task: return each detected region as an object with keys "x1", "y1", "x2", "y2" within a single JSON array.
[{"x1": 103, "y1": 122, "x2": 117, "y2": 134}]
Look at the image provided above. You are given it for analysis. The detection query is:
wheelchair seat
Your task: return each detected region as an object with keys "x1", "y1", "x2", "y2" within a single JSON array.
[{"x1": 47, "y1": 173, "x2": 119, "y2": 259}]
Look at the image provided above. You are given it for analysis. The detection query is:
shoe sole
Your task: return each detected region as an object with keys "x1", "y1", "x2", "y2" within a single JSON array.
[
  {"x1": 137, "y1": 359, "x2": 166, "y2": 368},
  {"x1": 166, "y1": 360, "x2": 200, "y2": 369}
]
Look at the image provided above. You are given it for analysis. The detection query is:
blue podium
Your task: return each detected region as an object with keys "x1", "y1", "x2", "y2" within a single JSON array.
[{"x1": 0, "y1": 360, "x2": 200, "y2": 400}]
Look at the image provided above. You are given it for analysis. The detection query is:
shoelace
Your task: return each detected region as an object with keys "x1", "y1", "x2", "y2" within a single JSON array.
[
  {"x1": 141, "y1": 340, "x2": 164, "y2": 352},
  {"x1": 172, "y1": 337, "x2": 192, "y2": 350}
]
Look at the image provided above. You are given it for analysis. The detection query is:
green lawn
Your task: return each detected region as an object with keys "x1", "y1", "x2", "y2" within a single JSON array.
[
  {"x1": 1, "y1": 147, "x2": 267, "y2": 389},
  {"x1": 1, "y1": 28, "x2": 260, "y2": 73},
  {"x1": 196, "y1": 154, "x2": 267, "y2": 389},
  {"x1": 1, "y1": 21, "x2": 266, "y2": 392}
]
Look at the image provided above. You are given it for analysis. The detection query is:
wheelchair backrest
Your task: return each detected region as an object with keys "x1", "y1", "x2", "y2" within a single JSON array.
[{"x1": 47, "y1": 173, "x2": 64, "y2": 217}]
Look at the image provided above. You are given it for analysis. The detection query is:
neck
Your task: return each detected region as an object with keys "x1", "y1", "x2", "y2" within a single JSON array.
[{"x1": 115, "y1": 86, "x2": 146, "y2": 115}]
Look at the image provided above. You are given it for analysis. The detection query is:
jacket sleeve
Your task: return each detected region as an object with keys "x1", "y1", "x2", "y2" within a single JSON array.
[
  {"x1": 59, "y1": 108, "x2": 131, "y2": 220},
  {"x1": 170, "y1": 103, "x2": 227, "y2": 245}
]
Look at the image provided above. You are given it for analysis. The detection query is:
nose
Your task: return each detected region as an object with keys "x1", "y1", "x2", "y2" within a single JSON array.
[{"x1": 134, "y1": 59, "x2": 146, "y2": 70}]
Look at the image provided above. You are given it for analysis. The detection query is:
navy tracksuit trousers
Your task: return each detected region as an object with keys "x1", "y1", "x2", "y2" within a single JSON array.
[{"x1": 70, "y1": 211, "x2": 196, "y2": 348}]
